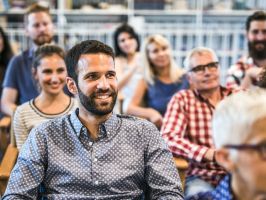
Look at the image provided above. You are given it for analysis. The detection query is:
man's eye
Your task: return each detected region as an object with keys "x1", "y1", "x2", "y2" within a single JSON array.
[
  {"x1": 87, "y1": 74, "x2": 98, "y2": 80},
  {"x1": 106, "y1": 73, "x2": 116, "y2": 79}
]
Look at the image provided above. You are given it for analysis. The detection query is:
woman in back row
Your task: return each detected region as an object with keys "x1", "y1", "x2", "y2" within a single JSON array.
[
  {"x1": 113, "y1": 24, "x2": 143, "y2": 113},
  {"x1": 127, "y1": 34, "x2": 189, "y2": 128},
  {"x1": 13, "y1": 45, "x2": 77, "y2": 150}
]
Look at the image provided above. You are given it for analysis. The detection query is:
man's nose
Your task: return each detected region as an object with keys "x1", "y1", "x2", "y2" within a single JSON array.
[
  {"x1": 257, "y1": 31, "x2": 266, "y2": 40},
  {"x1": 97, "y1": 76, "x2": 110, "y2": 89}
]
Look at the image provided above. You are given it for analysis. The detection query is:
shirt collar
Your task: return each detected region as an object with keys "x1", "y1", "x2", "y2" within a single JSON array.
[
  {"x1": 193, "y1": 86, "x2": 231, "y2": 103},
  {"x1": 69, "y1": 108, "x2": 121, "y2": 140}
]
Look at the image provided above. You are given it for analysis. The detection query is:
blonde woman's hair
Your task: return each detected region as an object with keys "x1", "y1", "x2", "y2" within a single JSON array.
[{"x1": 141, "y1": 34, "x2": 184, "y2": 85}]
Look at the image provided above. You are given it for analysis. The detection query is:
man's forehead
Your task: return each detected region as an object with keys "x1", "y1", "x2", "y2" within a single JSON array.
[
  {"x1": 249, "y1": 20, "x2": 266, "y2": 29},
  {"x1": 77, "y1": 53, "x2": 114, "y2": 70}
]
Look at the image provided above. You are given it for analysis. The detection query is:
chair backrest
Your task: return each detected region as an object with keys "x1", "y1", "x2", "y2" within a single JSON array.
[
  {"x1": 173, "y1": 157, "x2": 189, "y2": 191},
  {"x1": 0, "y1": 116, "x2": 18, "y2": 195}
]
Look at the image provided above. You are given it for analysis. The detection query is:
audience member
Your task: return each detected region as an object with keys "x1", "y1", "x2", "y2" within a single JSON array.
[
  {"x1": 0, "y1": 26, "x2": 14, "y2": 161},
  {"x1": 1, "y1": 3, "x2": 55, "y2": 117},
  {"x1": 13, "y1": 44, "x2": 76, "y2": 150},
  {"x1": 186, "y1": 89, "x2": 266, "y2": 200},
  {"x1": 113, "y1": 24, "x2": 143, "y2": 113},
  {"x1": 3, "y1": 40, "x2": 183, "y2": 199},
  {"x1": 0, "y1": 27, "x2": 14, "y2": 100},
  {"x1": 127, "y1": 34, "x2": 189, "y2": 128},
  {"x1": 161, "y1": 47, "x2": 232, "y2": 196},
  {"x1": 226, "y1": 11, "x2": 266, "y2": 90}
]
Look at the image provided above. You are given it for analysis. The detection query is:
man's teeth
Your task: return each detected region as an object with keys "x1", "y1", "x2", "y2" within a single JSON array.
[{"x1": 97, "y1": 95, "x2": 109, "y2": 99}]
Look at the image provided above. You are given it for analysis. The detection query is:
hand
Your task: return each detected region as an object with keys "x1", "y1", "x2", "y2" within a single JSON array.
[
  {"x1": 204, "y1": 149, "x2": 216, "y2": 162},
  {"x1": 147, "y1": 109, "x2": 163, "y2": 128}
]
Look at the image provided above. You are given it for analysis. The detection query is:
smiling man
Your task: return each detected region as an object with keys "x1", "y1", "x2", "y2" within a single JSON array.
[
  {"x1": 161, "y1": 47, "x2": 233, "y2": 197},
  {"x1": 3, "y1": 40, "x2": 183, "y2": 199},
  {"x1": 226, "y1": 11, "x2": 266, "y2": 90},
  {"x1": 1, "y1": 3, "x2": 55, "y2": 117}
]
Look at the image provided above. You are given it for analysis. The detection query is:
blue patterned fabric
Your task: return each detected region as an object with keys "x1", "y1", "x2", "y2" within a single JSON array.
[
  {"x1": 3, "y1": 109, "x2": 183, "y2": 199},
  {"x1": 185, "y1": 175, "x2": 234, "y2": 200}
]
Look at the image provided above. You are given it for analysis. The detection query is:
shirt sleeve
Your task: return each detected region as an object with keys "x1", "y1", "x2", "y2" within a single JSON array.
[
  {"x1": 161, "y1": 93, "x2": 209, "y2": 163},
  {"x1": 2, "y1": 54, "x2": 22, "y2": 89},
  {"x1": 13, "y1": 105, "x2": 30, "y2": 151},
  {"x1": 143, "y1": 120, "x2": 184, "y2": 199},
  {"x1": 3, "y1": 127, "x2": 47, "y2": 199}
]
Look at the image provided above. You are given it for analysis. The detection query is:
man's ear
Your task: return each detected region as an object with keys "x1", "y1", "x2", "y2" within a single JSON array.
[
  {"x1": 186, "y1": 73, "x2": 194, "y2": 89},
  {"x1": 66, "y1": 77, "x2": 78, "y2": 95},
  {"x1": 215, "y1": 148, "x2": 236, "y2": 173}
]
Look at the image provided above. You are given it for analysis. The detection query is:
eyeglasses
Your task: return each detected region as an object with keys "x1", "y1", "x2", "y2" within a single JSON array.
[
  {"x1": 190, "y1": 62, "x2": 219, "y2": 74},
  {"x1": 224, "y1": 142, "x2": 266, "y2": 160}
]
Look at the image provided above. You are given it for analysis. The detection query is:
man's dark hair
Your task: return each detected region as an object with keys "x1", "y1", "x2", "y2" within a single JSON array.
[
  {"x1": 65, "y1": 40, "x2": 115, "y2": 82},
  {"x1": 246, "y1": 11, "x2": 266, "y2": 31},
  {"x1": 113, "y1": 24, "x2": 140, "y2": 57},
  {"x1": 24, "y1": 3, "x2": 51, "y2": 24},
  {"x1": 33, "y1": 44, "x2": 65, "y2": 69}
]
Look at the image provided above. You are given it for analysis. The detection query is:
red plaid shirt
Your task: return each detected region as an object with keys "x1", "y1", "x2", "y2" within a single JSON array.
[
  {"x1": 226, "y1": 56, "x2": 258, "y2": 90},
  {"x1": 161, "y1": 87, "x2": 232, "y2": 186}
]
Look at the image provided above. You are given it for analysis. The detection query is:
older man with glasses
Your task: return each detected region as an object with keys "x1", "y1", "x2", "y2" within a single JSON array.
[
  {"x1": 161, "y1": 47, "x2": 233, "y2": 197},
  {"x1": 186, "y1": 88, "x2": 266, "y2": 199}
]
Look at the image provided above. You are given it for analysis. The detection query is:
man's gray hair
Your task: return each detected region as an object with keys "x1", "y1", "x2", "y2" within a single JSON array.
[
  {"x1": 212, "y1": 88, "x2": 266, "y2": 149},
  {"x1": 183, "y1": 47, "x2": 218, "y2": 72}
]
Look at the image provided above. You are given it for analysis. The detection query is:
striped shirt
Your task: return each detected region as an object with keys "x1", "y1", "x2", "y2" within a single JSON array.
[
  {"x1": 13, "y1": 97, "x2": 77, "y2": 150},
  {"x1": 161, "y1": 87, "x2": 231, "y2": 186}
]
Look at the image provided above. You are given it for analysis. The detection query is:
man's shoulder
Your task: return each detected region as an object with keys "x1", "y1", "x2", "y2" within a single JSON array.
[
  {"x1": 117, "y1": 114, "x2": 157, "y2": 130},
  {"x1": 33, "y1": 114, "x2": 70, "y2": 133},
  {"x1": 118, "y1": 114, "x2": 152, "y2": 124},
  {"x1": 8, "y1": 49, "x2": 30, "y2": 68},
  {"x1": 172, "y1": 89, "x2": 195, "y2": 102}
]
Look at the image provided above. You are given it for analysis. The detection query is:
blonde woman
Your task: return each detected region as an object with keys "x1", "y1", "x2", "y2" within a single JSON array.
[{"x1": 127, "y1": 34, "x2": 189, "y2": 128}]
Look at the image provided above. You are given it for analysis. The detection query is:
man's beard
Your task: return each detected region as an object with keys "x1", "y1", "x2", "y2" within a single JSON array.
[
  {"x1": 77, "y1": 86, "x2": 117, "y2": 116},
  {"x1": 33, "y1": 34, "x2": 53, "y2": 46},
  {"x1": 248, "y1": 40, "x2": 266, "y2": 60}
]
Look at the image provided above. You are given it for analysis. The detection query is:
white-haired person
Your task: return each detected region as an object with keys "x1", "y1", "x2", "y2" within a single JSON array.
[
  {"x1": 161, "y1": 47, "x2": 233, "y2": 196},
  {"x1": 186, "y1": 88, "x2": 266, "y2": 200},
  {"x1": 13, "y1": 44, "x2": 77, "y2": 150},
  {"x1": 126, "y1": 34, "x2": 189, "y2": 128}
]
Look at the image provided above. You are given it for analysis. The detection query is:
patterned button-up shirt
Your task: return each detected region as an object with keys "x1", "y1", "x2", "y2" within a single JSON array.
[
  {"x1": 226, "y1": 56, "x2": 258, "y2": 90},
  {"x1": 3, "y1": 109, "x2": 183, "y2": 200},
  {"x1": 161, "y1": 88, "x2": 231, "y2": 186},
  {"x1": 185, "y1": 175, "x2": 233, "y2": 200}
]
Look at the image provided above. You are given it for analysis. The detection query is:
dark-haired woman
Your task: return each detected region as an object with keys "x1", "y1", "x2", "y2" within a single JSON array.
[{"x1": 113, "y1": 24, "x2": 143, "y2": 113}]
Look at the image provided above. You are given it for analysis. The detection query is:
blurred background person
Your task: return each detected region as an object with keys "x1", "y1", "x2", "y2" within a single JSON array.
[
  {"x1": 1, "y1": 3, "x2": 55, "y2": 117},
  {"x1": 127, "y1": 34, "x2": 189, "y2": 128},
  {"x1": 187, "y1": 89, "x2": 266, "y2": 199},
  {"x1": 226, "y1": 11, "x2": 266, "y2": 90},
  {"x1": 0, "y1": 27, "x2": 14, "y2": 103},
  {"x1": 13, "y1": 44, "x2": 76, "y2": 150},
  {"x1": 113, "y1": 24, "x2": 143, "y2": 113},
  {"x1": 0, "y1": 26, "x2": 14, "y2": 161}
]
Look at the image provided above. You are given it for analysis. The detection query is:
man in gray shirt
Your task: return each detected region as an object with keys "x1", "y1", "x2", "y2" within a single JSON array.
[{"x1": 3, "y1": 40, "x2": 183, "y2": 199}]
